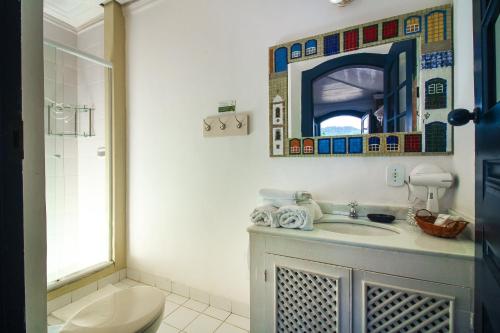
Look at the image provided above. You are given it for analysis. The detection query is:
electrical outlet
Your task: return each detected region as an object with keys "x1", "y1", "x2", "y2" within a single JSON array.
[{"x1": 386, "y1": 164, "x2": 405, "y2": 187}]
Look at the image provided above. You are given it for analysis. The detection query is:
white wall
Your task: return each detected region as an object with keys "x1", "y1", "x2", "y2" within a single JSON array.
[
  {"x1": 125, "y1": 0, "x2": 477, "y2": 305},
  {"x1": 22, "y1": 1, "x2": 47, "y2": 331},
  {"x1": 451, "y1": 0, "x2": 475, "y2": 221}
]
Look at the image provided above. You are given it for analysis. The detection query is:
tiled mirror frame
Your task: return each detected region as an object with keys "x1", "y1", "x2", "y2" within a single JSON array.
[{"x1": 268, "y1": 5, "x2": 453, "y2": 157}]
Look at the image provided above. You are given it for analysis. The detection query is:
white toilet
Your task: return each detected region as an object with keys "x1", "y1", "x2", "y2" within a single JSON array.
[{"x1": 58, "y1": 286, "x2": 165, "y2": 333}]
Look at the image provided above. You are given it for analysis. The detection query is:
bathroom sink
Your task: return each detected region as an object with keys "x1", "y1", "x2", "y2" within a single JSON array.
[{"x1": 315, "y1": 220, "x2": 399, "y2": 236}]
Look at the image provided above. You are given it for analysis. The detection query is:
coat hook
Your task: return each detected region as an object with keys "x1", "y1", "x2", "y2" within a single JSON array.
[
  {"x1": 203, "y1": 119, "x2": 211, "y2": 131},
  {"x1": 235, "y1": 115, "x2": 242, "y2": 129},
  {"x1": 218, "y1": 118, "x2": 226, "y2": 130}
]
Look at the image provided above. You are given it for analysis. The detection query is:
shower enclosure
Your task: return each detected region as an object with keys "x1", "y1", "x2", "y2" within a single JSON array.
[{"x1": 44, "y1": 40, "x2": 112, "y2": 288}]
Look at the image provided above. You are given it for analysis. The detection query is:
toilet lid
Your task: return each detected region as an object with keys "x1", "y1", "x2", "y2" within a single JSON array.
[{"x1": 60, "y1": 286, "x2": 165, "y2": 333}]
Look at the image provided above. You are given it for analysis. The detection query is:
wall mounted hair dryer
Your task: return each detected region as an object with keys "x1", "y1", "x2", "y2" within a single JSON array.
[{"x1": 408, "y1": 164, "x2": 454, "y2": 213}]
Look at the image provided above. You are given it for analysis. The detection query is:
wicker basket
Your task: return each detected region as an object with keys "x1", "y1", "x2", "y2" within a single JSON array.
[{"x1": 414, "y1": 209, "x2": 469, "y2": 238}]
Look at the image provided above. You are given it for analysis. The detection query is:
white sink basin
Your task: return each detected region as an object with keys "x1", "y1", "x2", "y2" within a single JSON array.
[{"x1": 315, "y1": 220, "x2": 399, "y2": 236}]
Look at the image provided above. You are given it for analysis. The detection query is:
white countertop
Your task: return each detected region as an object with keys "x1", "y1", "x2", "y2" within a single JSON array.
[{"x1": 247, "y1": 213, "x2": 474, "y2": 260}]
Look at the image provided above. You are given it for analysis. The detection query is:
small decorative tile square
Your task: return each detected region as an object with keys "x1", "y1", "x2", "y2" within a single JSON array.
[
  {"x1": 323, "y1": 34, "x2": 340, "y2": 56},
  {"x1": 425, "y1": 121, "x2": 447, "y2": 152},
  {"x1": 289, "y1": 138, "x2": 301, "y2": 155},
  {"x1": 332, "y1": 137, "x2": 347, "y2": 154},
  {"x1": 317, "y1": 138, "x2": 332, "y2": 155},
  {"x1": 404, "y1": 16, "x2": 421, "y2": 35},
  {"x1": 421, "y1": 50, "x2": 453, "y2": 69},
  {"x1": 364, "y1": 134, "x2": 384, "y2": 154},
  {"x1": 344, "y1": 29, "x2": 359, "y2": 51},
  {"x1": 425, "y1": 77, "x2": 448, "y2": 109},
  {"x1": 425, "y1": 10, "x2": 447, "y2": 43},
  {"x1": 290, "y1": 43, "x2": 302, "y2": 59},
  {"x1": 305, "y1": 40, "x2": 318, "y2": 56},
  {"x1": 385, "y1": 134, "x2": 403, "y2": 153},
  {"x1": 302, "y1": 138, "x2": 315, "y2": 154},
  {"x1": 348, "y1": 137, "x2": 363, "y2": 154},
  {"x1": 382, "y1": 19, "x2": 399, "y2": 39},
  {"x1": 363, "y1": 24, "x2": 379, "y2": 44},
  {"x1": 404, "y1": 133, "x2": 422, "y2": 152}
]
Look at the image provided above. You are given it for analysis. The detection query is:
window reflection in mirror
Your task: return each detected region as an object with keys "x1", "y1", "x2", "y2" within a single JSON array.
[{"x1": 297, "y1": 39, "x2": 417, "y2": 138}]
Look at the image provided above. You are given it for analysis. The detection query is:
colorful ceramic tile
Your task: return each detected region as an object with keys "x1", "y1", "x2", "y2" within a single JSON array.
[
  {"x1": 385, "y1": 134, "x2": 402, "y2": 152},
  {"x1": 332, "y1": 137, "x2": 347, "y2": 154},
  {"x1": 302, "y1": 138, "x2": 315, "y2": 154},
  {"x1": 318, "y1": 138, "x2": 331, "y2": 155},
  {"x1": 291, "y1": 43, "x2": 302, "y2": 59},
  {"x1": 274, "y1": 47, "x2": 288, "y2": 73},
  {"x1": 344, "y1": 29, "x2": 359, "y2": 52},
  {"x1": 382, "y1": 20, "x2": 399, "y2": 39},
  {"x1": 421, "y1": 51, "x2": 453, "y2": 69},
  {"x1": 289, "y1": 138, "x2": 301, "y2": 155},
  {"x1": 425, "y1": 78, "x2": 447, "y2": 109},
  {"x1": 425, "y1": 10, "x2": 446, "y2": 43},
  {"x1": 363, "y1": 24, "x2": 379, "y2": 44},
  {"x1": 272, "y1": 95, "x2": 284, "y2": 125},
  {"x1": 425, "y1": 122, "x2": 447, "y2": 152},
  {"x1": 366, "y1": 135, "x2": 383, "y2": 153},
  {"x1": 348, "y1": 137, "x2": 363, "y2": 154},
  {"x1": 404, "y1": 133, "x2": 422, "y2": 152},
  {"x1": 404, "y1": 16, "x2": 421, "y2": 35},
  {"x1": 323, "y1": 34, "x2": 340, "y2": 56},
  {"x1": 272, "y1": 128, "x2": 284, "y2": 156},
  {"x1": 305, "y1": 40, "x2": 318, "y2": 56}
]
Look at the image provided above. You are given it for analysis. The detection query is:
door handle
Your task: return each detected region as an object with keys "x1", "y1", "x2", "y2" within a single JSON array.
[{"x1": 447, "y1": 107, "x2": 480, "y2": 126}]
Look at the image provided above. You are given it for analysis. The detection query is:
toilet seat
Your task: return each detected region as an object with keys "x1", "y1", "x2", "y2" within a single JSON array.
[{"x1": 60, "y1": 286, "x2": 165, "y2": 333}]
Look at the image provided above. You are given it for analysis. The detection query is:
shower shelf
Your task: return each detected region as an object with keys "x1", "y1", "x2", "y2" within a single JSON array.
[{"x1": 47, "y1": 102, "x2": 95, "y2": 137}]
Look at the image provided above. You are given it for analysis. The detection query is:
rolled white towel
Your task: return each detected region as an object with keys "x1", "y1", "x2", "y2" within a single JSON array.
[
  {"x1": 277, "y1": 205, "x2": 313, "y2": 231},
  {"x1": 298, "y1": 199, "x2": 323, "y2": 221},
  {"x1": 250, "y1": 205, "x2": 279, "y2": 227},
  {"x1": 260, "y1": 198, "x2": 297, "y2": 208},
  {"x1": 259, "y1": 189, "x2": 312, "y2": 201}
]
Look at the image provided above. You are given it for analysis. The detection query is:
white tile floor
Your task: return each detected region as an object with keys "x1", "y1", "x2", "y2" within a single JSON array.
[{"x1": 48, "y1": 278, "x2": 249, "y2": 333}]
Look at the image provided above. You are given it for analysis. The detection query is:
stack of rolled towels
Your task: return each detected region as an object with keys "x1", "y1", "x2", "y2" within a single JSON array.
[{"x1": 250, "y1": 189, "x2": 323, "y2": 231}]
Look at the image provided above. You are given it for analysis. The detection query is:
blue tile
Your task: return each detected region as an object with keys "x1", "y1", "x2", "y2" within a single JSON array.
[
  {"x1": 318, "y1": 138, "x2": 331, "y2": 155},
  {"x1": 348, "y1": 137, "x2": 363, "y2": 154},
  {"x1": 274, "y1": 47, "x2": 288, "y2": 73},
  {"x1": 332, "y1": 137, "x2": 347, "y2": 154},
  {"x1": 324, "y1": 34, "x2": 340, "y2": 56},
  {"x1": 421, "y1": 51, "x2": 453, "y2": 69}
]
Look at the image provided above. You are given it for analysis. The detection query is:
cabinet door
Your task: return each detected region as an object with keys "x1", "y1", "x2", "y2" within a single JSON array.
[
  {"x1": 265, "y1": 254, "x2": 352, "y2": 333},
  {"x1": 353, "y1": 270, "x2": 472, "y2": 333}
]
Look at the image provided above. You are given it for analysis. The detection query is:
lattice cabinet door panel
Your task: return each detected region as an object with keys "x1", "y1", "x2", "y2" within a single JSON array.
[
  {"x1": 353, "y1": 270, "x2": 473, "y2": 333},
  {"x1": 264, "y1": 254, "x2": 352, "y2": 333}
]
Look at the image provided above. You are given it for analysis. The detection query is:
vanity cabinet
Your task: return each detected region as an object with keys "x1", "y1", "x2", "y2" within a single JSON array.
[
  {"x1": 264, "y1": 255, "x2": 352, "y2": 333},
  {"x1": 249, "y1": 227, "x2": 474, "y2": 333}
]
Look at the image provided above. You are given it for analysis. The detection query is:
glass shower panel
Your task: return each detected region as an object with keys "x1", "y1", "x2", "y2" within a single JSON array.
[{"x1": 44, "y1": 44, "x2": 110, "y2": 285}]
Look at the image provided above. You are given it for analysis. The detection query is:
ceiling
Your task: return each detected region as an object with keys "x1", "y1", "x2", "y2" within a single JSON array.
[
  {"x1": 44, "y1": 0, "x2": 130, "y2": 30},
  {"x1": 313, "y1": 67, "x2": 384, "y2": 105}
]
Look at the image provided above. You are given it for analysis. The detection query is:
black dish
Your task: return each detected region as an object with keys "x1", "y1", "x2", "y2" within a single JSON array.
[{"x1": 367, "y1": 214, "x2": 396, "y2": 223}]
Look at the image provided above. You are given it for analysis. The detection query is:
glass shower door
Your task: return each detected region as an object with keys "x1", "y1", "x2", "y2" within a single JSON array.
[{"x1": 44, "y1": 43, "x2": 112, "y2": 286}]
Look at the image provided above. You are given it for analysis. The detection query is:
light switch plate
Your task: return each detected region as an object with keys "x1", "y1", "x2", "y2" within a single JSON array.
[{"x1": 386, "y1": 164, "x2": 405, "y2": 187}]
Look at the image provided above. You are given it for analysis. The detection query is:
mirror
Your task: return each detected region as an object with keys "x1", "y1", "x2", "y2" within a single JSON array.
[
  {"x1": 289, "y1": 39, "x2": 418, "y2": 138},
  {"x1": 269, "y1": 5, "x2": 453, "y2": 157}
]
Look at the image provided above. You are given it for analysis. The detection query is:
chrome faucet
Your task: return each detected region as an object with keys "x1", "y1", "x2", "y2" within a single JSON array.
[{"x1": 348, "y1": 201, "x2": 358, "y2": 219}]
